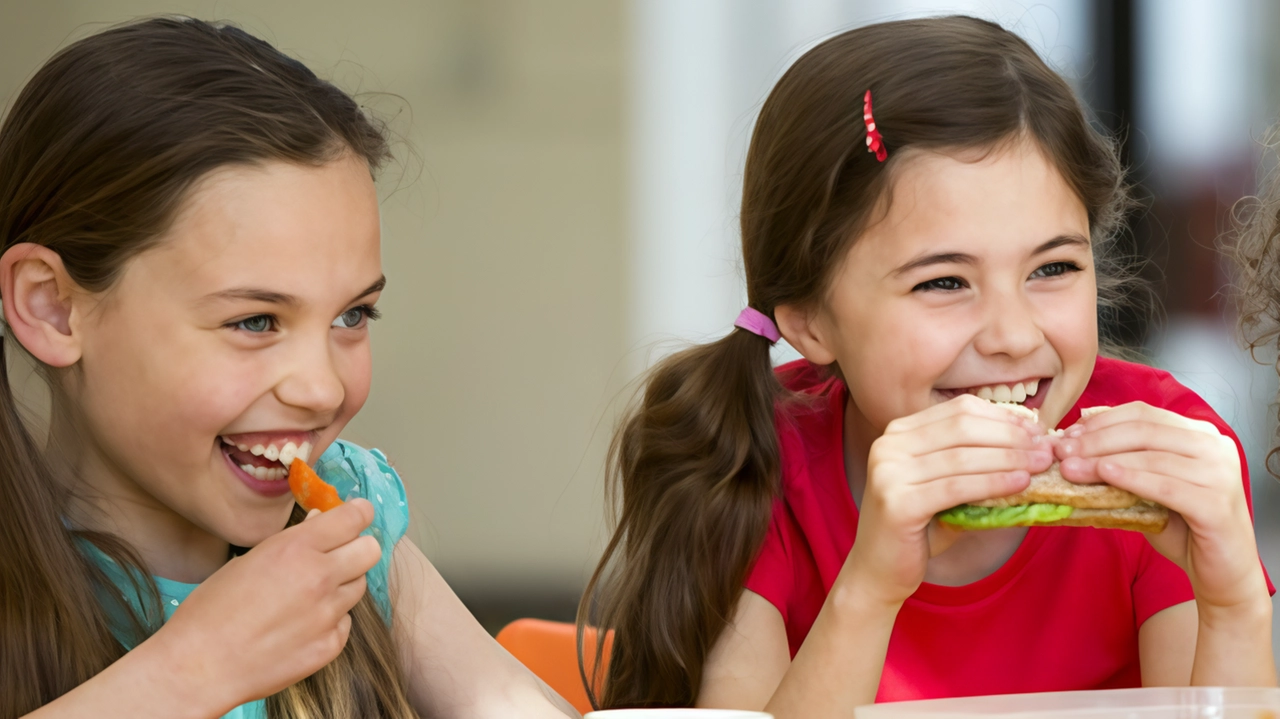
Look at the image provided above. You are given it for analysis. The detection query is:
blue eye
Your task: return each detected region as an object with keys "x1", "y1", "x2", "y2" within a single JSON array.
[
  {"x1": 235, "y1": 315, "x2": 274, "y2": 333},
  {"x1": 1029, "y1": 261, "x2": 1082, "y2": 279},
  {"x1": 913, "y1": 276, "x2": 967, "y2": 292},
  {"x1": 333, "y1": 305, "x2": 380, "y2": 329}
]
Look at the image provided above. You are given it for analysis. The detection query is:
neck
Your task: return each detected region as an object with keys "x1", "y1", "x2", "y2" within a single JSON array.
[{"x1": 53, "y1": 411, "x2": 229, "y2": 584}]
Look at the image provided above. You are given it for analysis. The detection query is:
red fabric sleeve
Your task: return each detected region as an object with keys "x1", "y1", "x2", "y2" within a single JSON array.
[
  {"x1": 1130, "y1": 538, "x2": 1195, "y2": 627},
  {"x1": 744, "y1": 499, "x2": 795, "y2": 624}
]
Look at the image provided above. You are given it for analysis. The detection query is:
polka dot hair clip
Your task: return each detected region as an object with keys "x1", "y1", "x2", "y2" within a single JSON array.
[{"x1": 864, "y1": 89, "x2": 887, "y2": 162}]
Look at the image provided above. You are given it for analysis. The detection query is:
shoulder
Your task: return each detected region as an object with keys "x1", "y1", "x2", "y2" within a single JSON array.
[
  {"x1": 315, "y1": 439, "x2": 411, "y2": 620},
  {"x1": 1080, "y1": 356, "x2": 1230, "y2": 431}
]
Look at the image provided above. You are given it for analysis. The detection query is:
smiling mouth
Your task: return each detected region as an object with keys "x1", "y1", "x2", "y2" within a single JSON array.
[
  {"x1": 218, "y1": 434, "x2": 314, "y2": 482},
  {"x1": 938, "y1": 378, "x2": 1050, "y2": 408}
]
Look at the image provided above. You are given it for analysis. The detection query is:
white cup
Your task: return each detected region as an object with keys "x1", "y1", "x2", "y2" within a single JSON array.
[{"x1": 583, "y1": 706, "x2": 762, "y2": 711}]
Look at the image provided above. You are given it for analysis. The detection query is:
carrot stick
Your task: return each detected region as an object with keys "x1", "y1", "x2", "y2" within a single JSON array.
[{"x1": 288, "y1": 458, "x2": 343, "y2": 512}]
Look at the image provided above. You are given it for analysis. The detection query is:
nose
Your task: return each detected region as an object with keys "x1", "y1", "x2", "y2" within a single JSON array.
[
  {"x1": 273, "y1": 334, "x2": 346, "y2": 418},
  {"x1": 972, "y1": 288, "x2": 1044, "y2": 360}
]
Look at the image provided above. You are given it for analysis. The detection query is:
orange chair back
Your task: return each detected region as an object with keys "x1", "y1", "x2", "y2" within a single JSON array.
[{"x1": 496, "y1": 618, "x2": 612, "y2": 714}]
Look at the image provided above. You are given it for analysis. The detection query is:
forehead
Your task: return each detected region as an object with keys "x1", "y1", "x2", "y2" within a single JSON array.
[
  {"x1": 126, "y1": 156, "x2": 382, "y2": 301},
  {"x1": 850, "y1": 140, "x2": 1090, "y2": 269}
]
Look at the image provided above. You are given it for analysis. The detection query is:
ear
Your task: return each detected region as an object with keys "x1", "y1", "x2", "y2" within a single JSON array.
[
  {"x1": 0, "y1": 243, "x2": 83, "y2": 367},
  {"x1": 774, "y1": 303, "x2": 838, "y2": 366}
]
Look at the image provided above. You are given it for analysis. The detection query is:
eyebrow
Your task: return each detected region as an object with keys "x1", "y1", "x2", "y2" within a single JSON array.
[
  {"x1": 891, "y1": 234, "x2": 1090, "y2": 277},
  {"x1": 203, "y1": 275, "x2": 387, "y2": 307}
]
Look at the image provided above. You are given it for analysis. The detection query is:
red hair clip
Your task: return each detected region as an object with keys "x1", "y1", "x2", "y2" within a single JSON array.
[{"x1": 863, "y1": 89, "x2": 887, "y2": 162}]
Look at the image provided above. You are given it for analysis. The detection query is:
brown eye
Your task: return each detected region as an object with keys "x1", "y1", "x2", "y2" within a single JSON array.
[
  {"x1": 913, "y1": 276, "x2": 966, "y2": 292},
  {"x1": 1029, "y1": 261, "x2": 1081, "y2": 279}
]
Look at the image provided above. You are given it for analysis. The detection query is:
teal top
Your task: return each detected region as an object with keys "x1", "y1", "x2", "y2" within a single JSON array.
[{"x1": 80, "y1": 440, "x2": 410, "y2": 719}]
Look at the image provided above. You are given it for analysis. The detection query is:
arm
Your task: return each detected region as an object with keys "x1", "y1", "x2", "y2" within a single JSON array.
[
  {"x1": 1059, "y1": 403, "x2": 1277, "y2": 687},
  {"x1": 1140, "y1": 593, "x2": 1275, "y2": 688},
  {"x1": 23, "y1": 632, "x2": 233, "y2": 719},
  {"x1": 699, "y1": 395, "x2": 1047, "y2": 718},
  {"x1": 26, "y1": 501, "x2": 382, "y2": 719},
  {"x1": 390, "y1": 539, "x2": 579, "y2": 718},
  {"x1": 1139, "y1": 600, "x2": 1196, "y2": 686},
  {"x1": 699, "y1": 587, "x2": 899, "y2": 717}
]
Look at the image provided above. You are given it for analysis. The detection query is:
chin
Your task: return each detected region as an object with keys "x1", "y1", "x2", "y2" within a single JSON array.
[{"x1": 222, "y1": 510, "x2": 295, "y2": 548}]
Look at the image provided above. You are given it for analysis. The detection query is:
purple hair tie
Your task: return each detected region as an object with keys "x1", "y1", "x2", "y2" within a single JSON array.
[{"x1": 734, "y1": 307, "x2": 781, "y2": 344}]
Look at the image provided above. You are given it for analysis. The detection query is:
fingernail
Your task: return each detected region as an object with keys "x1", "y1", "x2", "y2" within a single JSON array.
[
  {"x1": 1058, "y1": 439, "x2": 1079, "y2": 456},
  {"x1": 1066, "y1": 424, "x2": 1084, "y2": 438}
]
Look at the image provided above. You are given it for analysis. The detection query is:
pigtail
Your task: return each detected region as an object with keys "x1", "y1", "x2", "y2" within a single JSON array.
[
  {"x1": 579, "y1": 326, "x2": 783, "y2": 708},
  {"x1": 0, "y1": 336, "x2": 130, "y2": 715}
]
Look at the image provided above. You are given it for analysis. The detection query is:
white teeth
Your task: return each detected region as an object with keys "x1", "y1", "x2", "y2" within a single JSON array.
[
  {"x1": 966, "y1": 380, "x2": 1041, "y2": 404},
  {"x1": 239, "y1": 463, "x2": 285, "y2": 481},
  {"x1": 229, "y1": 438, "x2": 311, "y2": 468}
]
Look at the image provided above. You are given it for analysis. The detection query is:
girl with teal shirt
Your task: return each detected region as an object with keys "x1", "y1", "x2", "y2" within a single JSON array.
[{"x1": 0, "y1": 18, "x2": 577, "y2": 719}]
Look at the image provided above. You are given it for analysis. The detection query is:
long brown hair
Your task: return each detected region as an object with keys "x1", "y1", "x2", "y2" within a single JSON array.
[
  {"x1": 580, "y1": 15, "x2": 1138, "y2": 709},
  {"x1": 0, "y1": 18, "x2": 416, "y2": 717}
]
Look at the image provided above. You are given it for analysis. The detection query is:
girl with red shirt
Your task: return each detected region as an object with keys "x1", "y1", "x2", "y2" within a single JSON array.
[{"x1": 581, "y1": 16, "x2": 1275, "y2": 717}]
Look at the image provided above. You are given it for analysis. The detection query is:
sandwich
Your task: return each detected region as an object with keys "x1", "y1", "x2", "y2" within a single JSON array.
[{"x1": 937, "y1": 405, "x2": 1169, "y2": 533}]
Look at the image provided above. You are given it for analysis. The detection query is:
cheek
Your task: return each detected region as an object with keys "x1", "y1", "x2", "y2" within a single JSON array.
[
  {"x1": 838, "y1": 296, "x2": 970, "y2": 422},
  {"x1": 1040, "y1": 279, "x2": 1098, "y2": 365},
  {"x1": 76, "y1": 319, "x2": 264, "y2": 473},
  {"x1": 337, "y1": 346, "x2": 373, "y2": 416}
]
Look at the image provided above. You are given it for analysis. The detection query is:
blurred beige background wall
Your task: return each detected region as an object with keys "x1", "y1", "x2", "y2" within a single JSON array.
[{"x1": 0, "y1": 0, "x2": 627, "y2": 611}]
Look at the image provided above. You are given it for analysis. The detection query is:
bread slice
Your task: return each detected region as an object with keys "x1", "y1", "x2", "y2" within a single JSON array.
[
  {"x1": 1042, "y1": 502, "x2": 1169, "y2": 533},
  {"x1": 969, "y1": 463, "x2": 1140, "y2": 509}
]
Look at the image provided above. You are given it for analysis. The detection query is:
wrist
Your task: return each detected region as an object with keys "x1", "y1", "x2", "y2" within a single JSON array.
[
  {"x1": 131, "y1": 622, "x2": 240, "y2": 719},
  {"x1": 1197, "y1": 592, "x2": 1272, "y2": 634},
  {"x1": 828, "y1": 573, "x2": 906, "y2": 620}
]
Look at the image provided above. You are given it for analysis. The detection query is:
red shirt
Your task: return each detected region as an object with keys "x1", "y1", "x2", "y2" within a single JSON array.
[{"x1": 744, "y1": 357, "x2": 1272, "y2": 702}]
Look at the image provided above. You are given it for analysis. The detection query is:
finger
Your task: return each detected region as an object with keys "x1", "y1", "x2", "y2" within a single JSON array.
[
  {"x1": 910, "y1": 469, "x2": 1032, "y2": 514},
  {"x1": 886, "y1": 393, "x2": 1040, "y2": 434},
  {"x1": 1060, "y1": 450, "x2": 1214, "y2": 489},
  {"x1": 1056, "y1": 421, "x2": 1228, "y2": 463},
  {"x1": 326, "y1": 534, "x2": 383, "y2": 581},
  {"x1": 906, "y1": 446, "x2": 1053, "y2": 485},
  {"x1": 1059, "y1": 456, "x2": 1104, "y2": 484},
  {"x1": 1091, "y1": 462, "x2": 1235, "y2": 520},
  {"x1": 894, "y1": 413, "x2": 1042, "y2": 457},
  {"x1": 1067, "y1": 402, "x2": 1218, "y2": 436},
  {"x1": 928, "y1": 520, "x2": 964, "y2": 558},
  {"x1": 304, "y1": 508, "x2": 321, "y2": 522},
  {"x1": 333, "y1": 612, "x2": 353, "y2": 650},
  {"x1": 332, "y1": 574, "x2": 369, "y2": 614},
  {"x1": 296, "y1": 499, "x2": 376, "y2": 552}
]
